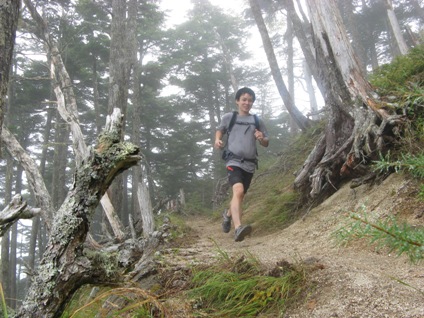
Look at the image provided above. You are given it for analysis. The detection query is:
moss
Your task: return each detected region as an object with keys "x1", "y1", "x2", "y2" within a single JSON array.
[{"x1": 84, "y1": 250, "x2": 120, "y2": 278}]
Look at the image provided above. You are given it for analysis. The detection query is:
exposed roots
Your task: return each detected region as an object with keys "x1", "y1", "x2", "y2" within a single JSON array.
[{"x1": 294, "y1": 106, "x2": 406, "y2": 204}]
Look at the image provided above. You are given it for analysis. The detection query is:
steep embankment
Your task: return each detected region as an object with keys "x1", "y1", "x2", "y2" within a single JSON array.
[{"x1": 166, "y1": 172, "x2": 424, "y2": 317}]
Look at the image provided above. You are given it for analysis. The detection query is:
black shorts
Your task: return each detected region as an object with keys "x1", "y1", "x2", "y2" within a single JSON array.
[{"x1": 227, "y1": 166, "x2": 254, "y2": 194}]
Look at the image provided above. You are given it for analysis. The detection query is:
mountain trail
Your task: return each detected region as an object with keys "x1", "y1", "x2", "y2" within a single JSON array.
[{"x1": 165, "y1": 173, "x2": 424, "y2": 317}]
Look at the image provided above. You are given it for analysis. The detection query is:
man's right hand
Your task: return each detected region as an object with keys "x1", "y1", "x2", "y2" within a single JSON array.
[{"x1": 214, "y1": 139, "x2": 223, "y2": 149}]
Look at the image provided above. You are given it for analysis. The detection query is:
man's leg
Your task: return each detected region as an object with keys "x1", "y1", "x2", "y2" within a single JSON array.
[{"x1": 230, "y1": 182, "x2": 245, "y2": 230}]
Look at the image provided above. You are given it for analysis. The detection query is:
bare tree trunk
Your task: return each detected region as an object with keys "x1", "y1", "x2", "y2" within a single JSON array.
[
  {"x1": 293, "y1": 0, "x2": 403, "y2": 200},
  {"x1": 0, "y1": 156, "x2": 13, "y2": 307},
  {"x1": 0, "y1": 0, "x2": 20, "y2": 144},
  {"x1": 2, "y1": 127, "x2": 54, "y2": 225},
  {"x1": 303, "y1": 60, "x2": 319, "y2": 120},
  {"x1": 107, "y1": 0, "x2": 131, "y2": 222},
  {"x1": 92, "y1": 57, "x2": 103, "y2": 134},
  {"x1": 370, "y1": 42, "x2": 380, "y2": 71},
  {"x1": 337, "y1": 0, "x2": 368, "y2": 74},
  {"x1": 286, "y1": 0, "x2": 323, "y2": 96},
  {"x1": 384, "y1": 0, "x2": 409, "y2": 55},
  {"x1": 1, "y1": 226, "x2": 10, "y2": 302},
  {"x1": 214, "y1": 29, "x2": 239, "y2": 92},
  {"x1": 179, "y1": 188, "x2": 186, "y2": 207},
  {"x1": 129, "y1": 18, "x2": 143, "y2": 229},
  {"x1": 286, "y1": 18, "x2": 298, "y2": 133},
  {"x1": 51, "y1": 113, "x2": 69, "y2": 209},
  {"x1": 249, "y1": 0, "x2": 311, "y2": 131},
  {"x1": 9, "y1": 115, "x2": 45, "y2": 275},
  {"x1": 16, "y1": 109, "x2": 141, "y2": 318},
  {"x1": 10, "y1": 223, "x2": 17, "y2": 309},
  {"x1": 138, "y1": 182, "x2": 154, "y2": 238}
]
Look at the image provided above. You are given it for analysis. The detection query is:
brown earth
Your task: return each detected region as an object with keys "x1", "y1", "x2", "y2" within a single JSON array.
[{"x1": 162, "y1": 173, "x2": 424, "y2": 317}]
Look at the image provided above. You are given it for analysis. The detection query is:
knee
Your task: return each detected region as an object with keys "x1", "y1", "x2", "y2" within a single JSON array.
[{"x1": 232, "y1": 184, "x2": 245, "y2": 199}]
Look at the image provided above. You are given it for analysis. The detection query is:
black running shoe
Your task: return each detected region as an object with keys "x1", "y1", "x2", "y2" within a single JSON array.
[
  {"x1": 234, "y1": 224, "x2": 252, "y2": 242},
  {"x1": 222, "y1": 209, "x2": 231, "y2": 233}
]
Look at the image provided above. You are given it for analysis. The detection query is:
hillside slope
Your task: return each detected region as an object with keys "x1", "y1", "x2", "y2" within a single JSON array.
[{"x1": 166, "y1": 172, "x2": 423, "y2": 317}]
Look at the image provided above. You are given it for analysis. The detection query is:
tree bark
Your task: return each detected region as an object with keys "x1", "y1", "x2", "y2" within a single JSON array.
[
  {"x1": 303, "y1": 60, "x2": 319, "y2": 120},
  {"x1": 286, "y1": 18, "x2": 299, "y2": 133},
  {"x1": 129, "y1": 0, "x2": 143, "y2": 229},
  {"x1": 214, "y1": 29, "x2": 239, "y2": 92},
  {"x1": 293, "y1": 0, "x2": 403, "y2": 200},
  {"x1": 137, "y1": 182, "x2": 154, "y2": 238},
  {"x1": 1, "y1": 153, "x2": 13, "y2": 305},
  {"x1": 249, "y1": 0, "x2": 311, "y2": 131},
  {"x1": 107, "y1": 0, "x2": 131, "y2": 222},
  {"x1": 0, "y1": 195, "x2": 41, "y2": 237},
  {"x1": 51, "y1": 112, "x2": 69, "y2": 209},
  {"x1": 286, "y1": 0, "x2": 324, "y2": 97},
  {"x1": 16, "y1": 109, "x2": 141, "y2": 318},
  {"x1": 2, "y1": 127, "x2": 55, "y2": 226},
  {"x1": 337, "y1": 0, "x2": 368, "y2": 74},
  {"x1": 0, "y1": 0, "x2": 20, "y2": 146},
  {"x1": 384, "y1": 0, "x2": 409, "y2": 55}
]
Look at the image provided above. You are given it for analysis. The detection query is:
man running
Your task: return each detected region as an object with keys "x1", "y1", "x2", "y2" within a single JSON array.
[{"x1": 214, "y1": 87, "x2": 269, "y2": 242}]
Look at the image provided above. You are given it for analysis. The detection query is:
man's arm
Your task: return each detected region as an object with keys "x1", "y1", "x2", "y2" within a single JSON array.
[
  {"x1": 215, "y1": 130, "x2": 224, "y2": 149},
  {"x1": 259, "y1": 137, "x2": 269, "y2": 147},
  {"x1": 254, "y1": 129, "x2": 269, "y2": 147}
]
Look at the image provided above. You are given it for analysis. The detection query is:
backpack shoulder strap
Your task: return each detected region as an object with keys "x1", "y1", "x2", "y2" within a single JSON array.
[
  {"x1": 253, "y1": 114, "x2": 259, "y2": 130},
  {"x1": 228, "y1": 112, "x2": 259, "y2": 132},
  {"x1": 228, "y1": 111, "x2": 238, "y2": 133}
]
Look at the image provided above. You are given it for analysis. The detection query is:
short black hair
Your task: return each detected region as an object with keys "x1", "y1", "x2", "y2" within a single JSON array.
[{"x1": 235, "y1": 87, "x2": 256, "y2": 102}]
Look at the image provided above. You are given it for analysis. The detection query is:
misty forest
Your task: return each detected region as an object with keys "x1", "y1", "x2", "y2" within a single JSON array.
[{"x1": 0, "y1": 0, "x2": 423, "y2": 317}]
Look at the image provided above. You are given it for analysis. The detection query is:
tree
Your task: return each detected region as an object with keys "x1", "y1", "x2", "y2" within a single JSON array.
[
  {"x1": 384, "y1": 0, "x2": 409, "y2": 55},
  {"x1": 23, "y1": 0, "x2": 129, "y2": 241},
  {"x1": 248, "y1": 0, "x2": 311, "y2": 131},
  {"x1": 0, "y1": 1, "x2": 160, "y2": 314},
  {"x1": 158, "y1": 0, "x2": 259, "y2": 196},
  {"x1": 13, "y1": 109, "x2": 141, "y2": 317},
  {"x1": 292, "y1": 0, "x2": 404, "y2": 200},
  {"x1": 107, "y1": 0, "x2": 130, "y2": 223},
  {"x1": 0, "y1": 0, "x2": 20, "y2": 142}
]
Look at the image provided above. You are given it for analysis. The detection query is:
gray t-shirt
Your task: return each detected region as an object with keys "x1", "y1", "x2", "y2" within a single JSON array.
[{"x1": 217, "y1": 112, "x2": 269, "y2": 173}]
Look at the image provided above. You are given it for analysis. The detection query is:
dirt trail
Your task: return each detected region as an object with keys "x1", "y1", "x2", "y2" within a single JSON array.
[{"x1": 166, "y1": 173, "x2": 424, "y2": 317}]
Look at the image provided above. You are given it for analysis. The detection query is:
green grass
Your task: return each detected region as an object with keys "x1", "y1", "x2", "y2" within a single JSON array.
[
  {"x1": 0, "y1": 283, "x2": 8, "y2": 318},
  {"x1": 187, "y1": 253, "x2": 306, "y2": 317},
  {"x1": 369, "y1": 44, "x2": 424, "y2": 97},
  {"x1": 335, "y1": 208, "x2": 424, "y2": 264},
  {"x1": 374, "y1": 151, "x2": 424, "y2": 178},
  {"x1": 61, "y1": 285, "x2": 166, "y2": 318}
]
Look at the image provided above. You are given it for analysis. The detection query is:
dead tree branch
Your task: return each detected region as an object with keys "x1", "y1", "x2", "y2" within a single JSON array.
[{"x1": 0, "y1": 194, "x2": 41, "y2": 237}]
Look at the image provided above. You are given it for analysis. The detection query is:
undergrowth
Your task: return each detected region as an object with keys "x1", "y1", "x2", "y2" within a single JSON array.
[
  {"x1": 187, "y1": 249, "x2": 307, "y2": 317},
  {"x1": 355, "y1": 45, "x2": 424, "y2": 263},
  {"x1": 369, "y1": 44, "x2": 424, "y2": 155},
  {"x1": 369, "y1": 44, "x2": 424, "y2": 99},
  {"x1": 62, "y1": 285, "x2": 167, "y2": 317},
  {"x1": 335, "y1": 207, "x2": 423, "y2": 264},
  {"x1": 373, "y1": 150, "x2": 424, "y2": 202},
  {"x1": 374, "y1": 151, "x2": 424, "y2": 178},
  {"x1": 0, "y1": 283, "x2": 8, "y2": 318}
]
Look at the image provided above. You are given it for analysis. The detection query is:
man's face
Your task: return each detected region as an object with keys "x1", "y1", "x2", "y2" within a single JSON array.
[{"x1": 236, "y1": 93, "x2": 254, "y2": 115}]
